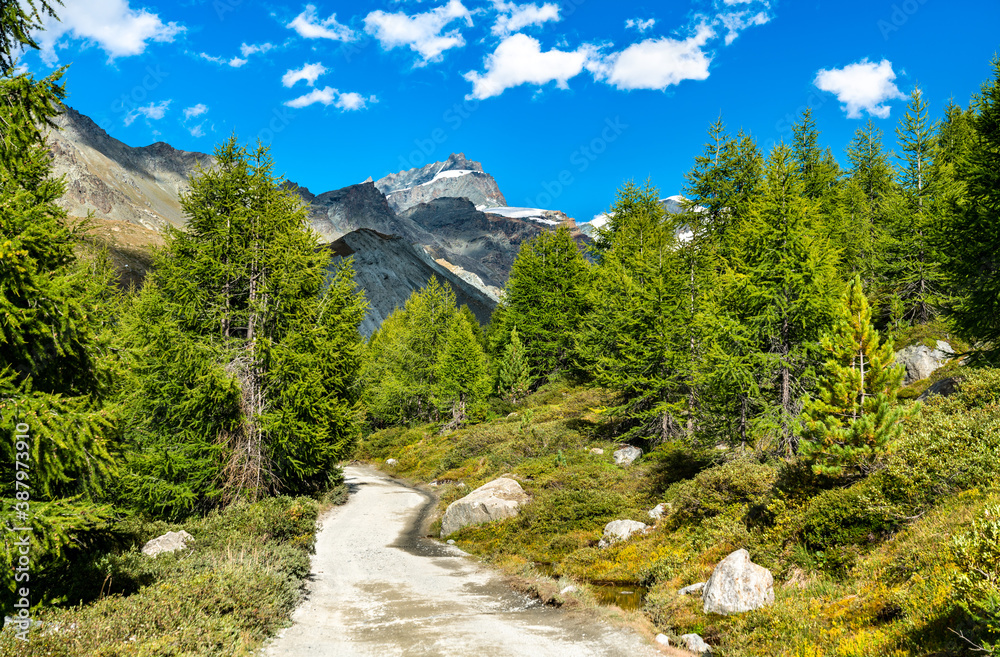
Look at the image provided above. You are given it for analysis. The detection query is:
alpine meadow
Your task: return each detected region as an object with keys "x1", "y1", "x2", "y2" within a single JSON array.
[{"x1": 1, "y1": 0, "x2": 1000, "y2": 656}]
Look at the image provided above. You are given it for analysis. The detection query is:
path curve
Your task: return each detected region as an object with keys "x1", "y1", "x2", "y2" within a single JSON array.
[{"x1": 262, "y1": 465, "x2": 664, "y2": 657}]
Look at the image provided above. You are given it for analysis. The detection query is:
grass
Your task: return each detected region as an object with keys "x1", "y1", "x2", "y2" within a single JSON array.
[
  {"x1": 358, "y1": 371, "x2": 1000, "y2": 655},
  {"x1": 0, "y1": 486, "x2": 349, "y2": 656}
]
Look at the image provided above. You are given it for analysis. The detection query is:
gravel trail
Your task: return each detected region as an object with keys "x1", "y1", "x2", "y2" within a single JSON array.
[{"x1": 262, "y1": 465, "x2": 665, "y2": 657}]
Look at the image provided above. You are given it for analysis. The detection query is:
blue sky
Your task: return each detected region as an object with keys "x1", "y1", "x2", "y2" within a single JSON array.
[{"x1": 21, "y1": 0, "x2": 1000, "y2": 222}]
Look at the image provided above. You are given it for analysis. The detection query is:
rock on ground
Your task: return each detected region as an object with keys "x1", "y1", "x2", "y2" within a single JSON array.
[
  {"x1": 589, "y1": 448, "x2": 604, "y2": 455},
  {"x1": 440, "y1": 477, "x2": 529, "y2": 538},
  {"x1": 613, "y1": 446, "x2": 642, "y2": 466},
  {"x1": 648, "y1": 503, "x2": 668, "y2": 520},
  {"x1": 385, "y1": 458, "x2": 398, "y2": 466},
  {"x1": 598, "y1": 520, "x2": 648, "y2": 548},
  {"x1": 680, "y1": 634, "x2": 712, "y2": 654},
  {"x1": 702, "y1": 549, "x2": 774, "y2": 615},
  {"x1": 678, "y1": 582, "x2": 705, "y2": 596},
  {"x1": 895, "y1": 341, "x2": 953, "y2": 384},
  {"x1": 142, "y1": 530, "x2": 194, "y2": 557},
  {"x1": 655, "y1": 634, "x2": 670, "y2": 646}
]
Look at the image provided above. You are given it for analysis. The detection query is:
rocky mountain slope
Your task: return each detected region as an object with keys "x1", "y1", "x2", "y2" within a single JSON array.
[
  {"x1": 46, "y1": 107, "x2": 212, "y2": 231},
  {"x1": 374, "y1": 153, "x2": 506, "y2": 214},
  {"x1": 44, "y1": 106, "x2": 590, "y2": 329},
  {"x1": 326, "y1": 229, "x2": 496, "y2": 336}
]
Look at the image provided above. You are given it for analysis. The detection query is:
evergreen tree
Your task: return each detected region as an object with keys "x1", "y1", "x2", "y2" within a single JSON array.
[
  {"x1": 578, "y1": 182, "x2": 693, "y2": 441},
  {"x1": 734, "y1": 144, "x2": 842, "y2": 454},
  {"x1": 895, "y1": 86, "x2": 943, "y2": 322},
  {"x1": 792, "y1": 108, "x2": 840, "y2": 201},
  {"x1": 118, "y1": 137, "x2": 366, "y2": 512},
  {"x1": 435, "y1": 312, "x2": 490, "y2": 427},
  {"x1": 941, "y1": 57, "x2": 1000, "y2": 361},
  {"x1": 497, "y1": 326, "x2": 531, "y2": 405},
  {"x1": 362, "y1": 277, "x2": 459, "y2": 425},
  {"x1": 799, "y1": 275, "x2": 906, "y2": 478},
  {"x1": 500, "y1": 226, "x2": 589, "y2": 382}
]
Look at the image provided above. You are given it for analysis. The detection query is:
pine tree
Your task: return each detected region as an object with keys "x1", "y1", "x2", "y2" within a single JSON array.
[
  {"x1": 500, "y1": 226, "x2": 589, "y2": 382},
  {"x1": 799, "y1": 275, "x2": 907, "y2": 479},
  {"x1": 362, "y1": 277, "x2": 459, "y2": 426},
  {"x1": 435, "y1": 312, "x2": 490, "y2": 428},
  {"x1": 941, "y1": 56, "x2": 1000, "y2": 361},
  {"x1": 497, "y1": 326, "x2": 531, "y2": 405},
  {"x1": 119, "y1": 137, "x2": 366, "y2": 511},
  {"x1": 734, "y1": 144, "x2": 842, "y2": 454},
  {"x1": 895, "y1": 86, "x2": 942, "y2": 322},
  {"x1": 578, "y1": 182, "x2": 693, "y2": 441}
]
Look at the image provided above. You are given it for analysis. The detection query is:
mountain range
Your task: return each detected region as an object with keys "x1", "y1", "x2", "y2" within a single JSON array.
[{"x1": 46, "y1": 107, "x2": 590, "y2": 333}]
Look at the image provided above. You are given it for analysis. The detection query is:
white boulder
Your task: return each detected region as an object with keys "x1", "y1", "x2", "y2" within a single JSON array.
[
  {"x1": 895, "y1": 341, "x2": 953, "y2": 384},
  {"x1": 679, "y1": 581, "x2": 706, "y2": 596},
  {"x1": 613, "y1": 446, "x2": 642, "y2": 466},
  {"x1": 648, "y1": 503, "x2": 668, "y2": 520},
  {"x1": 385, "y1": 458, "x2": 398, "y2": 466},
  {"x1": 703, "y1": 549, "x2": 774, "y2": 615},
  {"x1": 598, "y1": 519, "x2": 648, "y2": 548},
  {"x1": 655, "y1": 634, "x2": 670, "y2": 646},
  {"x1": 680, "y1": 633, "x2": 712, "y2": 654},
  {"x1": 440, "y1": 478, "x2": 529, "y2": 538},
  {"x1": 142, "y1": 530, "x2": 195, "y2": 557}
]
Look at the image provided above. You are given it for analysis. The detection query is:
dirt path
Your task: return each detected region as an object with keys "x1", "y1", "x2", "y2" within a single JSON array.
[{"x1": 262, "y1": 465, "x2": 666, "y2": 657}]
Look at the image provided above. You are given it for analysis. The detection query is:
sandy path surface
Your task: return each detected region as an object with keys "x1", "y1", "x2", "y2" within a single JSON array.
[{"x1": 262, "y1": 465, "x2": 664, "y2": 657}]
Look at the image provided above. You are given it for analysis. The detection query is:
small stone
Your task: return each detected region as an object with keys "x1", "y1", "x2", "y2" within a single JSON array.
[
  {"x1": 560, "y1": 585, "x2": 578, "y2": 595},
  {"x1": 385, "y1": 458, "x2": 398, "y2": 466},
  {"x1": 680, "y1": 633, "x2": 712, "y2": 654},
  {"x1": 141, "y1": 530, "x2": 195, "y2": 558},
  {"x1": 589, "y1": 447, "x2": 604, "y2": 455},
  {"x1": 678, "y1": 581, "x2": 706, "y2": 596},
  {"x1": 648, "y1": 503, "x2": 668, "y2": 520},
  {"x1": 598, "y1": 519, "x2": 648, "y2": 548},
  {"x1": 613, "y1": 445, "x2": 642, "y2": 466},
  {"x1": 446, "y1": 539, "x2": 456, "y2": 545},
  {"x1": 655, "y1": 634, "x2": 670, "y2": 646}
]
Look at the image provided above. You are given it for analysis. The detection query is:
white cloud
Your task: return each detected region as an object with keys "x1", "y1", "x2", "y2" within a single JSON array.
[
  {"x1": 717, "y1": 10, "x2": 770, "y2": 45},
  {"x1": 199, "y1": 52, "x2": 224, "y2": 64},
  {"x1": 592, "y1": 24, "x2": 715, "y2": 91},
  {"x1": 37, "y1": 0, "x2": 183, "y2": 65},
  {"x1": 183, "y1": 103, "x2": 208, "y2": 120},
  {"x1": 189, "y1": 122, "x2": 206, "y2": 138},
  {"x1": 284, "y1": 86, "x2": 375, "y2": 111},
  {"x1": 288, "y1": 5, "x2": 355, "y2": 41},
  {"x1": 491, "y1": 1, "x2": 560, "y2": 36},
  {"x1": 814, "y1": 58, "x2": 907, "y2": 119},
  {"x1": 228, "y1": 57, "x2": 248, "y2": 67},
  {"x1": 282, "y1": 62, "x2": 328, "y2": 87},
  {"x1": 124, "y1": 100, "x2": 170, "y2": 126},
  {"x1": 464, "y1": 33, "x2": 594, "y2": 100},
  {"x1": 240, "y1": 42, "x2": 274, "y2": 57},
  {"x1": 364, "y1": 0, "x2": 473, "y2": 64},
  {"x1": 625, "y1": 18, "x2": 656, "y2": 32}
]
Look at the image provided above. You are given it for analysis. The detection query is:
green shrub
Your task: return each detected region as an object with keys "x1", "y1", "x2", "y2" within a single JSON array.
[
  {"x1": 665, "y1": 458, "x2": 778, "y2": 521},
  {"x1": 800, "y1": 486, "x2": 895, "y2": 552},
  {"x1": 952, "y1": 504, "x2": 1000, "y2": 653}
]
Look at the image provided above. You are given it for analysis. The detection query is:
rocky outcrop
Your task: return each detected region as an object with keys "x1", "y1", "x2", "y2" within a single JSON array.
[
  {"x1": 326, "y1": 229, "x2": 496, "y2": 337},
  {"x1": 613, "y1": 446, "x2": 642, "y2": 466},
  {"x1": 375, "y1": 153, "x2": 507, "y2": 214},
  {"x1": 142, "y1": 530, "x2": 194, "y2": 557},
  {"x1": 702, "y1": 549, "x2": 774, "y2": 615},
  {"x1": 298, "y1": 181, "x2": 415, "y2": 243},
  {"x1": 47, "y1": 107, "x2": 212, "y2": 231},
  {"x1": 895, "y1": 341, "x2": 954, "y2": 384},
  {"x1": 917, "y1": 376, "x2": 961, "y2": 401},
  {"x1": 598, "y1": 520, "x2": 648, "y2": 548},
  {"x1": 440, "y1": 477, "x2": 529, "y2": 538}
]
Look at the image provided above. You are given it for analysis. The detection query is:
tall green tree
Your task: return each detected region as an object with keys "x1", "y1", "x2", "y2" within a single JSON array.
[
  {"x1": 499, "y1": 226, "x2": 589, "y2": 383},
  {"x1": 895, "y1": 86, "x2": 943, "y2": 322},
  {"x1": 799, "y1": 276, "x2": 906, "y2": 479},
  {"x1": 118, "y1": 137, "x2": 366, "y2": 512},
  {"x1": 497, "y1": 326, "x2": 531, "y2": 405},
  {"x1": 578, "y1": 182, "x2": 693, "y2": 441},
  {"x1": 941, "y1": 57, "x2": 1000, "y2": 361},
  {"x1": 435, "y1": 312, "x2": 490, "y2": 427},
  {"x1": 734, "y1": 144, "x2": 842, "y2": 454},
  {"x1": 362, "y1": 277, "x2": 460, "y2": 426}
]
